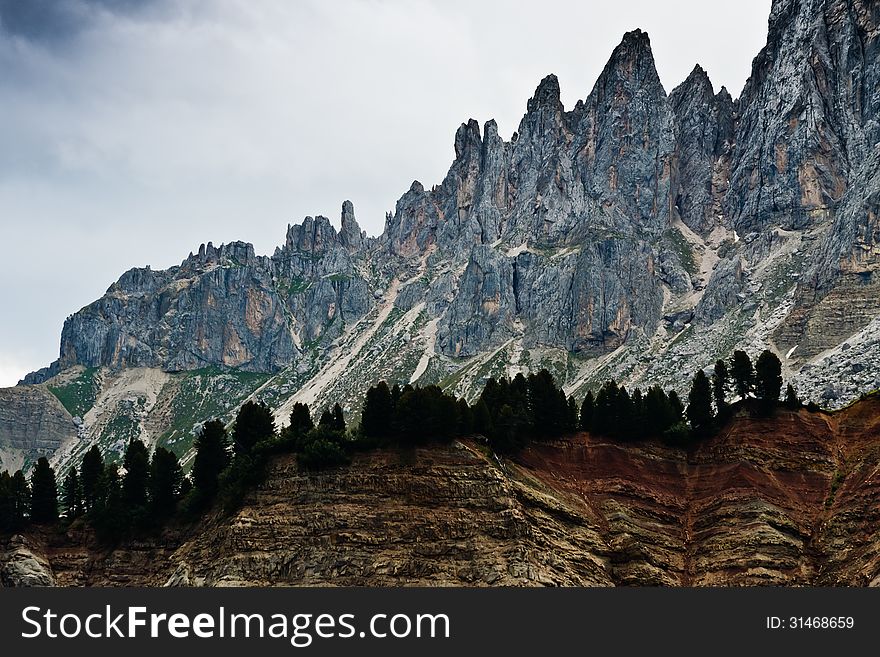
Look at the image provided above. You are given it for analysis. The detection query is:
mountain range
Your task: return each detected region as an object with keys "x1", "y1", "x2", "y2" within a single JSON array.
[{"x1": 1, "y1": 0, "x2": 878, "y2": 478}]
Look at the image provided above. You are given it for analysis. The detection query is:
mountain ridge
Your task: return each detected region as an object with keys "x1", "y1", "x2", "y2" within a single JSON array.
[{"x1": 2, "y1": 0, "x2": 879, "y2": 477}]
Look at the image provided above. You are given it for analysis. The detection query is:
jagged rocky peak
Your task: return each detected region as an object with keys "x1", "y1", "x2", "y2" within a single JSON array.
[
  {"x1": 727, "y1": 0, "x2": 879, "y2": 231},
  {"x1": 669, "y1": 64, "x2": 735, "y2": 234},
  {"x1": 674, "y1": 64, "x2": 714, "y2": 101},
  {"x1": 454, "y1": 118, "x2": 483, "y2": 159},
  {"x1": 527, "y1": 74, "x2": 563, "y2": 114},
  {"x1": 339, "y1": 200, "x2": 365, "y2": 252},
  {"x1": 566, "y1": 28, "x2": 673, "y2": 234},
  {"x1": 284, "y1": 215, "x2": 339, "y2": 254},
  {"x1": 180, "y1": 240, "x2": 261, "y2": 272},
  {"x1": 590, "y1": 28, "x2": 664, "y2": 101}
]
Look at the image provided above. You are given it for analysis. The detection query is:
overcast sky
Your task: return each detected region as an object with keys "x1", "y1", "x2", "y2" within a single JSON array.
[{"x1": 0, "y1": 0, "x2": 772, "y2": 388}]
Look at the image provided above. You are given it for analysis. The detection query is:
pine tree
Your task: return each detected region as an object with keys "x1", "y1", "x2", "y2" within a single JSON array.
[
  {"x1": 784, "y1": 384, "x2": 801, "y2": 410},
  {"x1": 629, "y1": 388, "x2": 645, "y2": 439},
  {"x1": 122, "y1": 439, "x2": 150, "y2": 509},
  {"x1": 567, "y1": 396, "x2": 579, "y2": 433},
  {"x1": 456, "y1": 398, "x2": 474, "y2": 436},
  {"x1": 616, "y1": 386, "x2": 633, "y2": 440},
  {"x1": 644, "y1": 386, "x2": 677, "y2": 436},
  {"x1": 668, "y1": 390, "x2": 685, "y2": 423},
  {"x1": 491, "y1": 404, "x2": 529, "y2": 453},
  {"x1": 288, "y1": 403, "x2": 314, "y2": 439},
  {"x1": 30, "y1": 457, "x2": 58, "y2": 524},
  {"x1": 755, "y1": 349, "x2": 783, "y2": 409},
  {"x1": 92, "y1": 464, "x2": 127, "y2": 539},
  {"x1": 332, "y1": 403, "x2": 346, "y2": 432},
  {"x1": 472, "y1": 398, "x2": 493, "y2": 438},
  {"x1": 0, "y1": 471, "x2": 22, "y2": 530},
  {"x1": 687, "y1": 370, "x2": 714, "y2": 435},
  {"x1": 593, "y1": 380, "x2": 620, "y2": 437},
  {"x1": 437, "y1": 392, "x2": 460, "y2": 442},
  {"x1": 361, "y1": 381, "x2": 393, "y2": 438},
  {"x1": 149, "y1": 447, "x2": 183, "y2": 517},
  {"x1": 731, "y1": 350, "x2": 755, "y2": 400},
  {"x1": 318, "y1": 409, "x2": 335, "y2": 428},
  {"x1": 390, "y1": 383, "x2": 402, "y2": 413},
  {"x1": 10, "y1": 470, "x2": 29, "y2": 526},
  {"x1": 480, "y1": 377, "x2": 504, "y2": 422},
  {"x1": 579, "y1": 390, "x2": 595, "y2": 432},
  {"x1": 232, "y1": 401, "x2": 275, "y2": 455},
  {"x1": 193, "y1": 420, "x2": 230, "y2": 497},
  {"x1": 712, "y1": 359, "x2": 730, "y2": 419},
  {"x1": 62, "y1": 468, "x2": 83, "y2": 519},
  {"x1": 80, "y1": 445, "x2": 104, "y2": 511}
]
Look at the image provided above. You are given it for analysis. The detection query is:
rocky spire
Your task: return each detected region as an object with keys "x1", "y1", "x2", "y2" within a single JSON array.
[
  {"x1": 726, "y1": 0, "x2": 877, "y2": 231},
  {"x1": 339, "y1": 200, "x2": 364, "y2": 252},
  {"x1": 527, "y1": 74, "x2": 563, "y2": 115},
  {"x1": 590, "y1": 29, "x2": 665, "y2": 103}
]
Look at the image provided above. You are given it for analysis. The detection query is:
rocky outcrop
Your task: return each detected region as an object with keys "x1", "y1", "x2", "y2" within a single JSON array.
[
  {"x1": 669, "y1": 65, "x2": 734, "y2": 235},
  {"x1": 30, "y1": 203, "x2": 375, "y2": 379},
  {"x1": 0, "y1": 535, "x2": 55, "y2": 587},
  {"x1": 727, "y1": 0, "x2": 878, "y2": 232},
  {"x1": 0, "y1": 387, "x2": 76, "y2": 472},
  {"x1": 6, "y1": 396, "x2": 880, "y2": 587}
]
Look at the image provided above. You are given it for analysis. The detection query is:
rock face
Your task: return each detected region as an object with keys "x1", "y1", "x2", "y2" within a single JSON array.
[
  {"x1": 0, "y1": 387, "x2": 76, "y2": 472},
  {"x1": 5, "y1": 396, "x2": 879, "y2": 587},
  {"x1": 0, "y1": 535, "x2": 55, "y2": 587},
  {"x1": 38, "y1": 206, "x2": 375, "y2": 377},
  {"x1": 6, "y1": 0, "x2": 880, "y2": 476}
]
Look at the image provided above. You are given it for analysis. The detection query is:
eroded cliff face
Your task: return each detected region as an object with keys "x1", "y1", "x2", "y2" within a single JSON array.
[
  {"x1": 0, "y1": 387, "x2": 76, "y2": 473},
  {"x1": 29, "y1": 212, "x2": 375, "y2": 379},
  {"x1": 4, "y1": 397, "x2": 878, "y2": 587}
]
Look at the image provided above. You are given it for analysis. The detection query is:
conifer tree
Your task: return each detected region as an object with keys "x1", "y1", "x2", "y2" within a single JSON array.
[
  {"x1": 361, "y1": 381, "x2": 393, "y2": 438},
  {"x1": 629, "y1": 388, "x2": 645, "y2": 439},
  {"x1": 149, "y1": 447, "x2": 183, "y2": 517},
  {"x1": 784, "y1": 384, "x2": 801, "y2": 410},
  {"x1": 193, "y1": 420, "x2": 230, "y2": 497},
  {"x1": 668, "y1": 390, "x2": 685, "y2": 423},
  {"x1": 62, "y1": 468, "x2": 83, "y2": 519},
  {"x1": 80, "y1": 445, "x2": 104, "y2": 511},
  {"x1": 755, "y1": 349, "x2": 783, "y2": 408},
  {"x1": 288, "y1": 403, "x2": 314, "y2": 439},
  {"x1": 122, "y1": 439, "x2": 150, "y2": 509},
  {"x1": 712, "y1": 359, "x2": 730, "y2": 419},
  {"x1": 593, "y1": 380, "x2": 619, "y2": 437},
  {"x1": 390, "y1": 383, "x2": 402, "y2": 413},
  {"x1": 332, "y1": 403, "x2": 346, "y2": 432},
  {"x1": 0, "y1": 471, "x2": 24, "y2": 530},
  {"x1": 473, "y1": 398, "x2": 493, "y2": 438},
  {"x1": 579, "y1": 390, "x2": 595, "y2": 432},
  {"x1": 644, "y1": 386, "x2": 677, "y2": 436},
  {"x1": 30, "y1": 457, "x2": 58, "y2": 524},
  {"x1": 567, "y1": 396, "x2": 579, "y2": 433},
  {"x1": 687, "y1": 370, "x2": 714, "y2": 435},
  {"x1": 10, "y1": 470, "x2": 29, "y2": 525},
  {"x1": 731, "y1": 350, "x2": 755, "y2": 400},
  {"x1": 232, "y1": 401, "x2": 275, "y2": 455},
  {"x1": 318, "y1": 408, "x2": 335, "y2": 428},
  {"x1": 616, "y1": 386, "x2": 633, "y2": 440},
  {"x1": 456, "y1": 398, "x2": 474, "y2": 436},
  {"x1": 92, "y1": 464, "x2": 127, "y2": 538}
]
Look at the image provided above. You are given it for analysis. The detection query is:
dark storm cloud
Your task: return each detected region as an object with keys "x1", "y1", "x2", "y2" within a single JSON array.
[{"x1": 0, "y1": 0, "x2": 157, "y2": 44}]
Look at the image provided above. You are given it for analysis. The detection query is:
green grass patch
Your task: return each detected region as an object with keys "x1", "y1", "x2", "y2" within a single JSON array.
[
  {"x1": 664, "y1": 228, "x2": 699, "y2": 276},
  {"x1": 48, "y1": 367, "x2": 100, "y2": 418}
]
